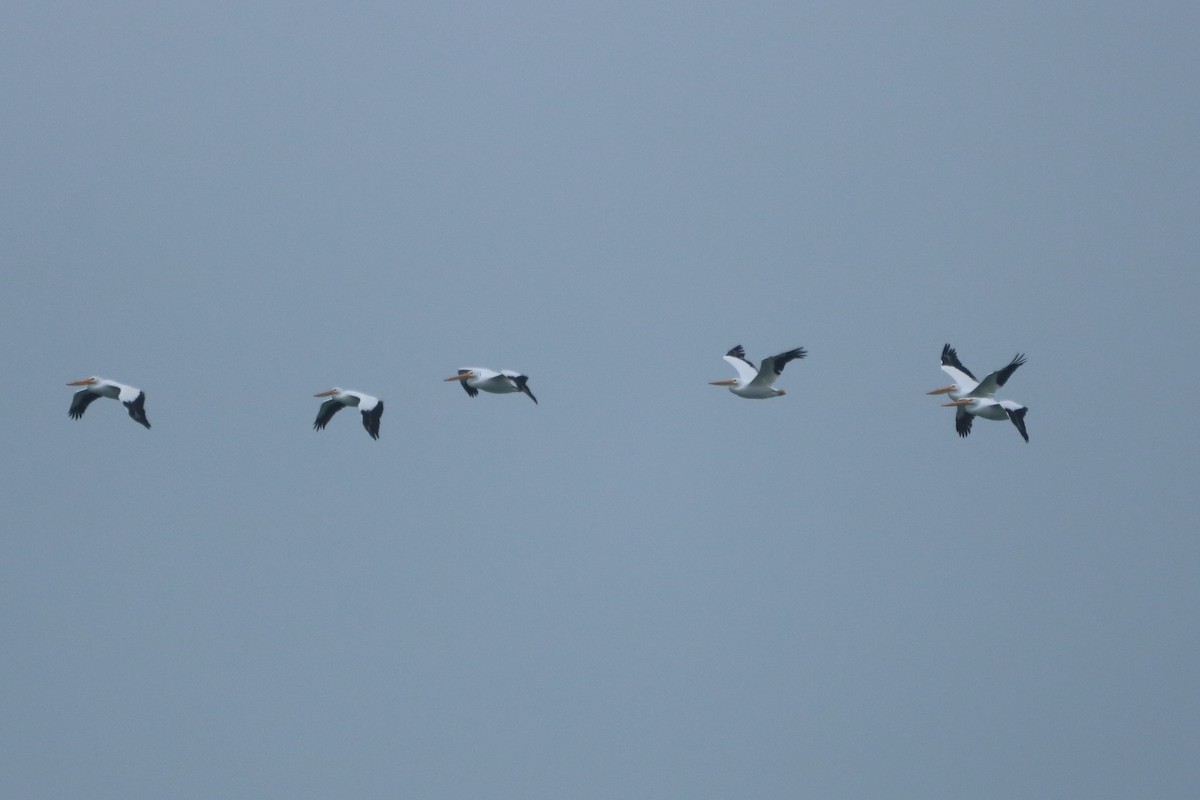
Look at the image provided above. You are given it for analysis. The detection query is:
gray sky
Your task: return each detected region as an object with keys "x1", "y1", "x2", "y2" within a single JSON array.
[{"x1": 3, "y1": 3, "x2": 1198, "y2": 798}]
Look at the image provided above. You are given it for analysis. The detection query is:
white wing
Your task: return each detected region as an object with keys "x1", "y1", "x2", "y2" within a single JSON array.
[
  {"x1": 722, "y1": 354, "x2": 760, "y2": 386},
  {"x1": 940, "y1": 365, "x2": 979, "y2": 395}
]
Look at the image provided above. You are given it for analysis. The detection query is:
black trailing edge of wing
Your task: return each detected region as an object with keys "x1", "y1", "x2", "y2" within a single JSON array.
[
  {"x1": 955, "y1": 407, "x2": 973, "y2": 438},
  {"x1": 940, "y1": 343, "x2": 977, "y2": 382},
  {"x1": 512, "y1": 375, "x2": 537, "y2": 404},
  {"x1": 771, "y1": 347, "x2": 807, "y2": 375},
  {"x1": 313, "y1": 399, "x2": 343, "y2": 431},
  {"x1": 68, "y1": 390, "x2": 101, "y2": 420},
  {"x1": 1007, "y1": 406, "x2": 1030, "y2": 443},
  {"x1": 993, "y1": 354, "x2": 1026, "y2": 388},
  {"x1": 124, "y1": 392, "x2": 151, "y2": 429},
  {"x1": 361, "y1": 401, "x2": 383, "y2": 440}
]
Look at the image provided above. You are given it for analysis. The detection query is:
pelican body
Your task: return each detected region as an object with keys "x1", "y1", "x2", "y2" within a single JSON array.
[
  {"x1": 942, "y1": 397, "x2": 1030, "y2": 442},
  {"x1": 709, "y1": 344, "x2": 806, "y2": 399},
  {"x1": 67, "y1": 377, "x2": 150, "y2": 429},
  {"x1": 928, "y1": 345, "x2": 1029, "y2": 442},
  {"x1": 313, "y1": 388, "x2": 383, "y2": 440},
  {"x1": 445, "y1": 368, "x2": 537, "y2": 404}
]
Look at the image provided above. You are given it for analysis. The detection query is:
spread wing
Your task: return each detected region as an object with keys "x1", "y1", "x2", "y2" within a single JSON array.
[
  {"x1": 510, "y1": 374, "x2": 537, "y2": 404},
  {"x1": 68, "y1": 390, "x2": 102, "y2": 420},
  {"x1": 971, "y1": 354, "x2": 1026, "y2": 398},
  {"x1": 123, "y1": 391, "x2": 151, "y2": 429},
  {"x1": 955, "y1": 406, "x2": 973, "y2": 438},
  {"x1": 749, "y1": 347, "x2": 806, "y2": 389},
  {"x1": 939, "y1": 344, "x2": 979, "y2": 393},
  {"x1": 360, "y1": 401, "x2": 383, "y2": 440},
  {"x1": 722, "y1": 345, "x2": 762, "y2": 386},
  {"x1": 1001, "y1": 402, "x2": 1029, "y2": 443},
  {"x1": 313, "y1": 398, "x2": 344, "y2": 431}
]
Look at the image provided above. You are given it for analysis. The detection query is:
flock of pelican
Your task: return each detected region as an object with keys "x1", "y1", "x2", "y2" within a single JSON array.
[{"x1": 66, "y1": 343, "x2": 1030, "y2": 442}]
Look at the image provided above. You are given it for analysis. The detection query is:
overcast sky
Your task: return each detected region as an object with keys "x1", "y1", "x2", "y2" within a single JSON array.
[{"x1": 3, "y1": 3, "x2": 1199, "y2": 798}]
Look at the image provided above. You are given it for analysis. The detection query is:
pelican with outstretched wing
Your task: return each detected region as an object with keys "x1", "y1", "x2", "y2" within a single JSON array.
[
  {"x1": 445, "y1": 368, "x2": 537, "y2": 404},
  {"x1": 709, "y1": 345, "x2": 806, "y2": 399},
  {"x1": 313, "y1": 388, "x2": 384, "y2": 440},
  {"x1": 66, "y1": 377, "x2": 151, "y2": 429}
]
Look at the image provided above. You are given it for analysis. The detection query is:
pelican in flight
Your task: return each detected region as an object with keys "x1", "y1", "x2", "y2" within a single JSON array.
[
  {"x1": 928, "y1": 344, "x2": 1029, "y2": 442},
  {"x1": 941, "y1": 397, "x2": 1030, "y2": 442},
  {"x1": 709, "y1": 344, "x2": 806, "y2": 399},
  {"x1": 445, "y1": 368, "x2": 537, "y2": 404},
  {"x1": 927, "y1": 343, "x2": 1025, "y2": 401},
  {"x1": 313, "y1": 388, "x2": 384, "y2": 439},
  {"x1": 66, "y1": 377, "x2": 150, "y2": 429}
]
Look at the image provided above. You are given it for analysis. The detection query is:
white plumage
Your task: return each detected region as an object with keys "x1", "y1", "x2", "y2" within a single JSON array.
[
  {"x1": 67, "y1": 376, "x2": 151, "y2": 429},
  {"x1": 445, "y1": 368, "x2": 537, "y2": 404},
  {"x1": 709, "y1": 345, "x2": 806, "y2": 399},
  {"x1": 313, "y1": 388, "x2": 384, "y2": 440}
]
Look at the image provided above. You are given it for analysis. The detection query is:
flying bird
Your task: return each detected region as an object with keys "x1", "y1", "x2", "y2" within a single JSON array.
[
  {"x1": 927, "y1": 344, "x2": 1029, "y2": 442},
  {"x1": 941, "y1": 397, "x2": 1030, "y2": 443},
  {"x1": 312, "y1": 388, "x2": 384, "y2": 440},
  {"x1": 444, "y1": 368, "x2": 537, "y2": 404},
  {"x1": 709, "y1": 344, "x2": 806, "y2": 399},
  {"x1": 66, "y1": 377, "x2": 151, "y2": 429},
  {"x1": 927, "y1": 343, "x2": 1025, "y2": 401}
]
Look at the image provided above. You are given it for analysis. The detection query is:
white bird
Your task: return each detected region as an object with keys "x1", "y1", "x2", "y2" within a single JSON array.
[
  {"x1": 927, "y1": 344, "x2": 1029, "y2": 442},
  {"x1": 312, "y1": 388, "x2": 384, "y2": 440},
  {"x1": 927, "y1": 343, "x2": 1025, "y2": 401},
  {"x1": 444, "y1": 368, "x2": 537, "y2": 404},
  {"x1": 709, "y1": 344, "x2": 806, "y2": 399},
  {"x1": 941, "y1": 397, "x2": 1030, "y2": 443},
  {"x1": 66, "y1": 377, "x2": 150, "y2": 429}
]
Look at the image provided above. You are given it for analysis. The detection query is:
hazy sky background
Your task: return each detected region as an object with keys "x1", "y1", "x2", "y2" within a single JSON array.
[{"x1": 3, "y1": 3, "x2": 1198, "y2": 798}]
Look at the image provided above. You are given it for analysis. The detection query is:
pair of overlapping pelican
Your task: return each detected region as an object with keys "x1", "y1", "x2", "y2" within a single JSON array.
[{"x1": 926, "y1": 344, "x2": 1030, "y2": 442}]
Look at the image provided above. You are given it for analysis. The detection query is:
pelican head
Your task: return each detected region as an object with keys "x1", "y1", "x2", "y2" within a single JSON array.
[
  {"x1": 314, "y1": 388, "x2": 342, "y2": 397},
  {"x1": 444, "y1": 371, "x2": 475, "y2": 382},
  {"x1": 927, "y1": 384, "x2": 958, "y2": 396},
  {"x1": 67, "y1": 377, "x2": 99, "y2": 386}
]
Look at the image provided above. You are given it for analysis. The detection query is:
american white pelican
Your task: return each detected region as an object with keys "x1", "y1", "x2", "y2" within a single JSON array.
[
  {"x1": 66, "y1": 377, "x2": 150, "y2": 429},
  {"x1": 709, "y1": 344, "x2": 806, "y2": 399},
  {"x1": 927, "y1": 344, "x2": 1029, "y2": 442},
  {"x1": 313, "y1": 388, "x2": 384, "y2": 439},
  {"x1": 444, "y1": 368, "x2": 537, "y2": 404},
  {"x1": 941, "y1": 397, "x2": 1030, "y2": 442},
  {"x1": 927, "y1": 344, "x2": 1025, "y2": 401}
]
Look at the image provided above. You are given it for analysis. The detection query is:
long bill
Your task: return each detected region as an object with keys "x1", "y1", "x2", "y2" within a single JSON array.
[
  {"x1": 314, "y1": 389, "x2": 339, "y2": 397},
  {"x1": 926, "y1": 385, "x2": 956, "y2": 395},
  {"x1": 708, "y1": 379, "x2": 738, "y2": 386},
  {"x1": 66, "y1": 378, "x2": 96, "y2": 386},
  {"x1": 444, "y1": 372, "x2": 473, "y2": 381},
  {"x1": 942, "y1": 398, "x2": 974, "y2": 407}
]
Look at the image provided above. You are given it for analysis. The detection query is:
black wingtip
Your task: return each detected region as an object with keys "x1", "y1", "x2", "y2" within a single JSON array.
[
  {"x1": 1008, "y1": 406, "x2": 1030, "y2": 443},
  {"x1": 994, "y1": 353, "x2": 1027, "y2": 388},
  {"x1": 361, "y1": 402, "x2": 383, "y2": 440},
  {"x1": 941, "y1": 343, "x2": 978, "y2": 382},
  {"x1": 954, "y1": 407, "x2": 973, "y2": 438},
  {"x1": 512, "y1": 375, "x2": 537, "y2": 404}
]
